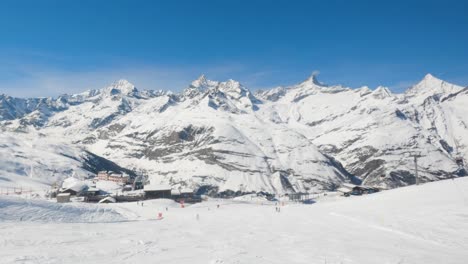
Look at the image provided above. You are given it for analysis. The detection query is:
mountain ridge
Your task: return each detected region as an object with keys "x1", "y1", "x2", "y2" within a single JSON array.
[{"x1": 0, "y1": 73, "x2": 466, "y2": 194}]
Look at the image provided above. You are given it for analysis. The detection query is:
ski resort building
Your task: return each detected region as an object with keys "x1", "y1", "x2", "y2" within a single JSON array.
[
  {"x1": 339, "y1": 184, "x2": 380, "y2": 196},
  {"x1": 144, "y1": 185, "x2": 172, "y2": 199},
  {"x1": 337, "y1": 187, "x2": 353, "y2": 197},
  {"x1": 97, "y1": 171, "x2": 130, "y2": 184},
  {"x1": 60, "y1": 178, "x2": 87, "y2": 196},
  {"x1": 85, "y1": 187, "x2": 101, "y2": 197},
  {"x1": 288, "y1": 192, "x2": 311, "y2": 202},
  {"x1": 171, "y1": 188, "x2": 201, "y2": 203}
]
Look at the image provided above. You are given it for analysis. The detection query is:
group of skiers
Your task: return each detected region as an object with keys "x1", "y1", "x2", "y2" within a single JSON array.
[{"x1": 275, "y1": 202, "x2": 283, "y2": 212}]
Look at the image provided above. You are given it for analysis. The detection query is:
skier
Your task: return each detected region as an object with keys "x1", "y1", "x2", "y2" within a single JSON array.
[{"x1": 196, "y1": 214, "x2": 200, "y2": 221}]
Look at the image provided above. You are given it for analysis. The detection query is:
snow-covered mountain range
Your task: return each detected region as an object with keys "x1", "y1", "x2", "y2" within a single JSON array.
[{"x1": 1, "y1": 73, "x2": 467, "y2": 194}]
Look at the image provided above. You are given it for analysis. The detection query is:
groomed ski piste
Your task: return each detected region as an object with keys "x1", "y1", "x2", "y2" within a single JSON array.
[{"x1": 1, "y1": 177, "x2": 467, "y2": 264}]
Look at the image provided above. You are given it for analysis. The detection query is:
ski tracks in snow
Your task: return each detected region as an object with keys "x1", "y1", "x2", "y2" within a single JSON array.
[{"x1": 329, "y1": 212, "x2": 447, "y2": 248}]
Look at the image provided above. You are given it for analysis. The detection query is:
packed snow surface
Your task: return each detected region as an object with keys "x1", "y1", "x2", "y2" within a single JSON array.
[
  {"x1": 0, "y1": 196, "x2": 125, "y2": 223},
  {"x1": 1, "y1": 177, "x2": 467, "y2": 263}
]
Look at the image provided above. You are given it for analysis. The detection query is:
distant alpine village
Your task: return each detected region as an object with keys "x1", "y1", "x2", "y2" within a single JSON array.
[
  {"x1": 51, "y1": 170, "x2": 202, "y2": 204},
  {"x1": 48, "y1": 170, "x2": 382, "y2": 205}
]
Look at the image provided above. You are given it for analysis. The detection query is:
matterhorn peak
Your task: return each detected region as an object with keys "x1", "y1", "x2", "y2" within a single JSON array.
[{"x1": 297, "y1": 72, "x2": 328, "y2": 88}]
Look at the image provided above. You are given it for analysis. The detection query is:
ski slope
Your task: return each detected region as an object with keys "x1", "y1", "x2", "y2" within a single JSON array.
[
  {"x1": 1, "y1": 177, "x2": 467, "y2": 263},
  {"x1": 0, "y1": 196, "x2": 125, "y2": 223}
]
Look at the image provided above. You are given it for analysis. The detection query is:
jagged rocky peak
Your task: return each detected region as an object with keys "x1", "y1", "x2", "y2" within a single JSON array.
[
  {"x1": 255, "y1": 86, "x2": 287, "y2": 102},
  {"x1": 184, "y1": 75, "x2": 256, "y2": 102},
  {"x1": 183, "y1": 74, "x2": 219, "y2": 98},
  {"x1": 372, "y1": 86, "x2": 393, "y2": 99},
  {"x1": 296, "y1": 72, "x2": 328, "y2": 88},
  {"x1": 357, "y1": 86, "x2": 372, "y2": 97},
  {"x1": 218, "y1": 79, "x2": 250, "y2": 98},
  {"x1": 104, "y1": 79, "x2": 139, "y2": 96},
  {"x1": 190, "y1": 74, "x2": 205, "y2": 87},
  {"x1": 189, "y1": 74, "x2": 219, "y2": 89}
]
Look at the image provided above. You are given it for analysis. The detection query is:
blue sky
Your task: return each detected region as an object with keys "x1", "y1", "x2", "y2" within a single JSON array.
[{"x1": 0, "y1": 0, "x2": 467, "y2": 97}]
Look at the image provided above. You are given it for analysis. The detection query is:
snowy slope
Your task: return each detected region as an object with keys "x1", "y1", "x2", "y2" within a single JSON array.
[
  {"x1": 0, "y1": 73, "x2": 467, "y2": 193},
  {"x1": 0, "y1": 129, "x2": 135, "y2": 189},
  {"x1": 0, "y1": 196, "x2": 125, "y2": 222},
  {"x1": 1, "y1": 177, "x2": 467, "y2": 263},
  {"x1": 256, "y1": 74, "x2": 466, "y2": 187}
]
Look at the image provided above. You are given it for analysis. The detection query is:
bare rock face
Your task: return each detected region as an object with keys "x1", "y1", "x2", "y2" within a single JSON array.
[{"x1": 1, "y1": 74, "x2": 467, "y2": 193}]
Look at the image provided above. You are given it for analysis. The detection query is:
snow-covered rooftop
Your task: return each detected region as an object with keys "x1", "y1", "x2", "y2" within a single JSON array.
[
  {"x1": 98, "y1": 197, "x2": 116, "y2": 203},
  {"x1": 342, "y1": 183, "x2": 358, "y2": 189},
  {"x1": 61, "y1": 177, "x2": 87, "y2": 192},
  {"x1": 337, "y1": 187, "x2": 352, "y2": 193},
  {"x1": 144, "y1": 185, "x2": 172, "y2": 191},
  {"x1": 180, "y1": 188, "x2": 194, "y2": 194}
]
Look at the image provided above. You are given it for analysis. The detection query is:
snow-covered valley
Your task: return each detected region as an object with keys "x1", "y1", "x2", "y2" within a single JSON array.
[{"x1": 1, "y1": 177, "x2": 467, "y2": 263}]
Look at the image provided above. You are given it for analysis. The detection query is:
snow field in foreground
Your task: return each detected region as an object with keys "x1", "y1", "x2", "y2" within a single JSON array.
[
  {"x1": 0, "y1": 196, "x2": 126, "y2": 223},
  {"x1": 1, "y1": 177, "x2": 468, "y2": 264}
]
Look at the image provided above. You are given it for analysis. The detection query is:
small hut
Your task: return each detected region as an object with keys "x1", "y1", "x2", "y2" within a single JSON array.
[{"x1": 60, "y1": 177, "x2": 87, "y2": 196}]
